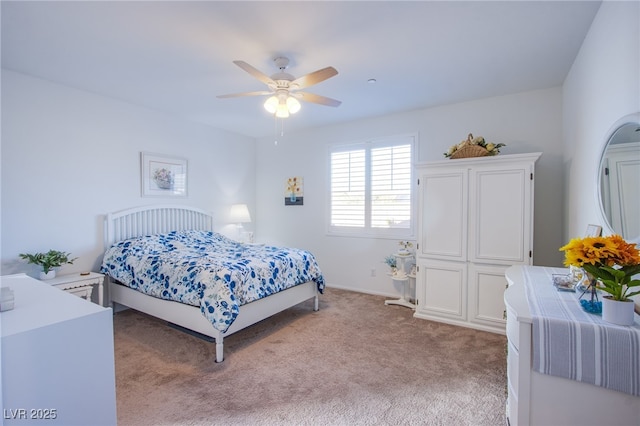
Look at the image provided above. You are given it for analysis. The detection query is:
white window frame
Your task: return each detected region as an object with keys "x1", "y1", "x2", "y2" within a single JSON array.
[{"x1": 327, "y1": 133, "x2": 416, "y2": 239}]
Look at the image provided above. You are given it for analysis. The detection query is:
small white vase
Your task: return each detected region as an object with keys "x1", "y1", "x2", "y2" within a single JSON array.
[
  {"x1": 39, "y1": 270, "x2": 56, "y2": 280},
  {"x1": 602, "y1": 297, "x2": 635, "y2": 326}
]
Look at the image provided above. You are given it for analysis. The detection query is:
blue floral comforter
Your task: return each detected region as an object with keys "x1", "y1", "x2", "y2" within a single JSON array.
[{"x1": 100, "y1": 230, "x2": 325, "y2": 332}]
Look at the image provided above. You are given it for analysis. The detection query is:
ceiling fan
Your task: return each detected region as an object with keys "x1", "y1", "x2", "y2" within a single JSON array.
[{"x1": 217, "y1": 57, "x2": 341, "y2": 118}]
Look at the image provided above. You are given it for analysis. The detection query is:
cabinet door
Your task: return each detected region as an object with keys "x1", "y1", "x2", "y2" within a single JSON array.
[
  {"x1": 415, "y1": 259, "x2": 467, "y2": 320},
  {"x1": 603, "y1": 143, "x2": 640, "y2": 239},
  {"x1": 468, "y1": 164, "x2": 532, "y2": 265},
  {"x1": 418, "y1": 168, "x2": 468, "y2": 261},
  {"x1": 468, "y1": 264, "x2": 508, "y2": 330}
]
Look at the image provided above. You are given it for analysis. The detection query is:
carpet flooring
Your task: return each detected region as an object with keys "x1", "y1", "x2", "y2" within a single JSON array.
[{"x1": 113, "y1": 288, "x2": 507, "y2": 425}]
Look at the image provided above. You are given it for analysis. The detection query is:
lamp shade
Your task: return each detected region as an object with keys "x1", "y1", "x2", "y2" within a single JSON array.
[{"x1": 230, "y1": 204, "x2": 251, "y2": 223}]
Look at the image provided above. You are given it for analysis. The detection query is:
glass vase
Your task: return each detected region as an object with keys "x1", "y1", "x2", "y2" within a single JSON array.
[{"x1": 579, "y1": 272, "x2": 602, "y2": 314}]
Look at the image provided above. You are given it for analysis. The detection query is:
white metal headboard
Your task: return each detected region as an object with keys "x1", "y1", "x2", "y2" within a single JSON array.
[{"x1": 105, "y1": 205, "x2": 214, "y2": 248}]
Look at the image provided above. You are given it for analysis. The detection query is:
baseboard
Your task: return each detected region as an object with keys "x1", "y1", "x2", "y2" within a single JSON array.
[{"x1": 324, "y1": 283, "x2": 400, "y2": 300}]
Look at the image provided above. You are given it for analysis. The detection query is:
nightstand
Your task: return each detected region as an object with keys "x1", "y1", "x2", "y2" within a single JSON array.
[{"x1": 43, "y1": 272, "x2": 104, "y2": 306}]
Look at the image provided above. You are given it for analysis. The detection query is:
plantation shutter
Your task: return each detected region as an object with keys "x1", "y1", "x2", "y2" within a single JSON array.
[
  {"x1": 330, "y1": 149, "x2": 366, "y2": 227},
  {"x1": 328, "y1": 134, "x2": 414, "y2": 237},
  {"x1": 371, "y1": 144, "x2": 412, "y2": 229}
]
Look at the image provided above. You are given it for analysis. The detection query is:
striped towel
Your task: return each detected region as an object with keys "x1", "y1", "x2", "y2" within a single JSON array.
[{"x1": 522, "y1": 266, "x2": 640, "y2": 396}]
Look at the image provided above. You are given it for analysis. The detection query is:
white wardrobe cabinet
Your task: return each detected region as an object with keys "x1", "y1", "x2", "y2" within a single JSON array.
[
  {"x1": 414, "y1": 153, "x2": 541, "y2": 334},
  {"x1": 416, "y1": 258, "x2": 467, "y2": 321},
  {"x1": 600, "y1": 142, "x2": 640, "y2": 239}
]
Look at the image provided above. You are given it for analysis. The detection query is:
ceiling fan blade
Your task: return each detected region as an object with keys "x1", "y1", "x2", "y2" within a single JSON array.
[
  {"x1": 295, "y1": 92, "x2": 342, "y2": 107},
  {"x1": 217, "y1": 90, "x2": 273, "y2": 99},
  {"x1": 233, "y1": 60, "x2": 275, "y2": 86},
  {"x1": 290, "y1": 67, "x2": 338, "y2": 90}
]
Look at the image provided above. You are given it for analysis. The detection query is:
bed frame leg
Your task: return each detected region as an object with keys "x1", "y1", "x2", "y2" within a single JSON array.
[
  {"x1": 215, "y1": 337, "x2": 224, "y2": 363},
  {"x1": 314, "y1": 294, "x2": 319, "y2": 311}
]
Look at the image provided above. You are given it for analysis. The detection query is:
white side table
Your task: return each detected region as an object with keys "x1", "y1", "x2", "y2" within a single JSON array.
[
  {"x1": 384, "y1": 253, "x2": 416, "y2": 309},
  {"x1": 42, "y1": 272, "x2": 105, "y2": 306}
]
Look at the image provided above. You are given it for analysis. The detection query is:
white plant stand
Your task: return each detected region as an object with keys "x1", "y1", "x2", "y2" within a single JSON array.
[{"x1": 385, "y1": 253, "x2": 415, "y2": 310}]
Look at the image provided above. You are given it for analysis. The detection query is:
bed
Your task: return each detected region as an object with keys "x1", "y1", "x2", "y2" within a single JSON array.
[{"x1": 101, "y1": 205, "x2": 324, "y2": 362}]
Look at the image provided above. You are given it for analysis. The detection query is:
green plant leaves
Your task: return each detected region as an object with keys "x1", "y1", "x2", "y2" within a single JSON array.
[
  {"x1": 19, "y1": 250, "x2": 77, "y2": 274},
  {"x1": 583, "y1": 264, "x2": 640, "y2": 301}
]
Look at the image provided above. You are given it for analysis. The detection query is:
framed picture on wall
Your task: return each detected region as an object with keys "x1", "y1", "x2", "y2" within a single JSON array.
[
  {"x1": 141, "y1": 152, "x2": 187, "y2": 197},
  {"x1": 585, "y1": 224, "x2": 602, "y2": 237},
  {"x1": 285, "y1": 176, "x2": 303, "y2": 206}
]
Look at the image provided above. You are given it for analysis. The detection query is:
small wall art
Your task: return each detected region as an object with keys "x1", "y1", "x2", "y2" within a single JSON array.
[
  {"x1": 285, "y1": 176, "x2": 303, "y2": 206},
  {"x1": 141, "y1": 152, "x2": 187, "y2": 197},
  {"x1": 584, "y1": 224, "x2": 602, "y2": 237}
]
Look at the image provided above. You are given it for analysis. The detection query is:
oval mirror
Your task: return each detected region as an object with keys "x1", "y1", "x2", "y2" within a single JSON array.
[{"x1": 598, "y1": 114, "x2": 640, "y2": 243}]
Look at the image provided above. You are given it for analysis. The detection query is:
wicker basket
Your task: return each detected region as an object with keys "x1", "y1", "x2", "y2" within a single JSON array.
[{"x1": 450, "y1": 144, "x2": 490, "y2": 159}]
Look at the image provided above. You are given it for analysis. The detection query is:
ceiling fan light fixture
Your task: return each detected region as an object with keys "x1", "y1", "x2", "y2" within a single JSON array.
[
  {"x1": 275, "y1": 103, "x2": 290, "y2": 118},
  {"x1": 286, "y1": 96, "x2": 301, "y2": 114},
  {"x1": 264, "y1": 96, "x2": 279, "y2": 114},
  {"x1": 265, "y1": 93, "x2": 300, "y2": 118}
]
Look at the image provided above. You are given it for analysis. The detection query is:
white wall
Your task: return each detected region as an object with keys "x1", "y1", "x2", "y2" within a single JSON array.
[
  {"x1": 563, "y1": 0, "x2": 639, "y2": 240},
  {"x1": 1, "y1": 70, "x2": 256, "y2": 278},
  {"x1": 256, "y1": 88, "x2": 564, "y2": 297}
]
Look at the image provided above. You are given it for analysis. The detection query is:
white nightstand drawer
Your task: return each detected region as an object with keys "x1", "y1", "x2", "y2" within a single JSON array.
[
  {"x1": 65, "y1": 285, "x2": 94, "y2": 300},
  {"x1": 43, "y1": 272, "x2": 105, "y2": 306}
]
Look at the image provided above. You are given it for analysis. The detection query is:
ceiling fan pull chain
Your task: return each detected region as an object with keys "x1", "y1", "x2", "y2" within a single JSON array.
[
  {"x1": 274, "y1": 116, "x2": 278, "y2": 146},
  {"x1": 273, "y1": 116, "x2": 286, "y2": 145}
]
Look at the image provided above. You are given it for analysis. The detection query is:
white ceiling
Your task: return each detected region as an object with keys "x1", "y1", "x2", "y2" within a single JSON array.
[{"x1": 1, "y1": 1, "x2": 601, "y2": 139}]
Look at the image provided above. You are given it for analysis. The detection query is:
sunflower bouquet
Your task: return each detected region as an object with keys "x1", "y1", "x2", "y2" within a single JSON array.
[{"x1": 559, "y1": 234, "x2": 640, "y2": 301}]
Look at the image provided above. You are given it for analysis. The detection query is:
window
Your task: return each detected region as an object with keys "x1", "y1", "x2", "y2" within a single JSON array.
[{"x1": 328, "y1": 134, "x2": 415, "y2": 238}]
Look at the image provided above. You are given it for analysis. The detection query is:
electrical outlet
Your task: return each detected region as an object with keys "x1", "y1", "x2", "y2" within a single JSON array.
[{"x1": 371, "y1": 268, "x2": 376, "y2": 277}]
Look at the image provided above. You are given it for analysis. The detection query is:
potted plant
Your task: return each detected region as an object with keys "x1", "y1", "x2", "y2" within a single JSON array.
[
  {"x1": 384, "y1": 255, "x2": 398, "y2": 276},
  {"x1": 560, "y1": 234, "x2": 640, "y2": 325},
  {"x1": 19, "y1": 250, "x2": 77, "y2": 280}
]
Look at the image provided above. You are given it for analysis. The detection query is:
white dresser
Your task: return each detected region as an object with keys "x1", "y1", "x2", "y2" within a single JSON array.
[
  {"x1": 414, "y1": 152, "x2": 540, "y2": 334},
  {"x1": 504, "y1": 265, "x2": 640, "y2": 426},
  {"x1": 1, "y1": 274, "x2": 117, "y2": 425}
]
